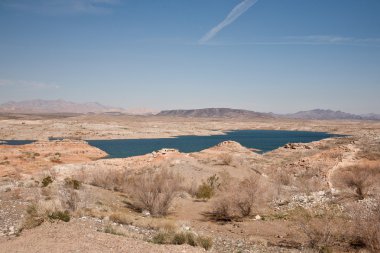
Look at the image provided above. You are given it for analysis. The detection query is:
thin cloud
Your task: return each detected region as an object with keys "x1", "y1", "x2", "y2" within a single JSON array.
[
  {"x1": 1, "y1": 0, "x2": 119, "y2": 15},
  {"x1": 199, "y1": 0, "x2": 259, "y2": 44},
  {"x1": 201, "y1": 35, "x2": 380, "y2": 47},
  {"x1": 0, "y1": 79, "x2": 60, "y2": 89}
]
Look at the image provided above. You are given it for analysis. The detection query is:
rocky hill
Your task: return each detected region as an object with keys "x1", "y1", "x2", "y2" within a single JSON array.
[
  {"x1": 157, "y1": 108, "x2": 273, "y2": 118},
  {"x1": 284, "y1": 109, "x2": 367, "y2": 120}
]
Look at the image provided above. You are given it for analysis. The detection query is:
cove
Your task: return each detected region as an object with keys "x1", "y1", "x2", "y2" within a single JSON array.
[{"x1": 87, "y1": 130, "x2": 341, "y2": 159}]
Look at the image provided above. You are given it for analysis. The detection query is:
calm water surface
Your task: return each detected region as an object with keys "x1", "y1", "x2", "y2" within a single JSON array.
[{"x1": 87, "y1": 130, "x2": 341, "y2": 158}]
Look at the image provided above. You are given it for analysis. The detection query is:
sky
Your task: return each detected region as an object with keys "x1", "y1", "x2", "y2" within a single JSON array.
[{"x1": 0, "y1": 0, "x2": 379, "y2": 114}]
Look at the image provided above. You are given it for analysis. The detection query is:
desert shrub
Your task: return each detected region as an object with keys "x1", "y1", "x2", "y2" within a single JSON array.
[
  {"x1": 195, "y1": 174, "x2": 220, "y2": 200},
  {"x1": 332, "y1": 162, "x2": 380, "y2": 200},
  {"x1": 60, "y1": 188, "x2": 80, "y2": 211},
  {"x1": 103, "y1": 224, "x2": 124, "y2": 236},
  {"x1": 348, "y1": 199, "x2": 380, "y2": 252},
  {"x1": 64, "y1": 178, "x2": 81, "y2": 190},
  {"x1": 172, "y1": 232, "x2": 186, "y2": 245},
  {"x1": 218, "y1": 153, "x2": 233, "y2": 165},
  {"x1": 206, "y1": 175, "x2": 265, "y2": 221},
  {"x1": 82, "y1": 168, "x2": 129, "y2": 192},
  {"x1": 48, "y1": 210, "x2": 70, "y2": 222},
  {"x1": 109, "y1": 212, "x2": 133, "y2": 225},
  {"x1": 151, "y1": 231, "x2": 212, "y2": 250},
  {"x1": 152, "y1": 231, "x2": 171, "y2": 244},
  {"x1": 293, "y1": 206, "x2": 346, "y2": 252},
  {"x1": 197, "y1": 235, "x2": 213, "y2": 250},
  {"x1": 128, "y1": 169, "x2": 182, "y2": 216},
  {"x1": 21, "y1": 204, "x2": 45, "y2": 230},
  {"x1": 41, "y1": 176, "x2": 53, "y2": 187},
  {"x1": 357, "y1": 142, "x2": 380, "y2": 161},
  {"x1": 196, "y1": 183, "x2": 214, "y2": 200},
  {"x1": 185, "y1": 232, "x2": 197, "y2": 246}
]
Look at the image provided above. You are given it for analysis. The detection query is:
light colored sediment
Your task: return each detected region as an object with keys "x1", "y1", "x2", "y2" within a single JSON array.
[
  {"x1": 0, "y1": 140, "x2": 107, "y2": 177},
  {"x1": 0, "y1": 114, "x2": 379, "y2": 253}
]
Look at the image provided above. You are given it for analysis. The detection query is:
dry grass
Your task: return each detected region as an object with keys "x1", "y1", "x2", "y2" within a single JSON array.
[
  {"x1": 109, "y1": 211, "x2": 134, "y2": 225},
  {"x1": 217, "y1": 153, "x2": 233, "y2": 166},
  {"x1": 151, "y1": 231, "x2": 213, "y2": 250},
  {"x1": 205, "y1": 175, "x2": 268, "y2": 221},
  {"x1": 348, "y1": 199, "x2": 380, "y2": 252},
  {"x1": 127, "y1": 169, "x2": 183, "y2": 216},
  {"x1": 294, "y1": 206, "x2": 341, "y2": 252},
  {"x1": 332, "y1": 162, "x2": 380, "y2": 200},
  {"x1": 76, "y1": 168, "x2": 129, "y2": 192}
]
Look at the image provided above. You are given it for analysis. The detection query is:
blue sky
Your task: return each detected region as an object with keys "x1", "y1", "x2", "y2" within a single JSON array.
[{"x1": 0, "y1": 0, "x2": 379, "y2": 113}]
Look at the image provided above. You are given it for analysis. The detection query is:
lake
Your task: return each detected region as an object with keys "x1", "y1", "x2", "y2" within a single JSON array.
[
  {"x1": 87, "y1": 130, "x2": 340, "y2": 158},
  {"x1": 0, "y1": 140, "x2": 35, "y2": 145}
]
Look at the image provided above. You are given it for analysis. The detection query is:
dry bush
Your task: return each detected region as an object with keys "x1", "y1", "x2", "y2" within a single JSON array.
[
  {"x1": 21, "y1": 204, "x2": 45, "y2": 230},
  {"x1": 295, "y1": 207, "x2": 340, "y2": 252},
  {"x1": 357, "y1": 142, "x2": 380, "y2": 161},
  {"x1": 109, "y1": 211, "x2": 133, "y2": 225},
  {"x1": 206, "y1": 175, "x2": 267, "y2": 221},
  {"x1": 348, "y1": 199, "x2": 380, "y2": 252},
  {"x1": 195, "y1": 174, "x2": 220, "y2": 200},
  {"x1": 218, "y1": 153, "x2": 233, "y2": 166},
  {"x1": 152, "y1": 231, "x2": 213, "y2": 250},
  {"x1": 59, "y1": 187, "x2": 80, "y2": 211},
  {"x1": 127, "y1": 169, "x2": 183, "y2": 217},
  {"x1": 275, "y1": 168, "x2": 293, "y2": 186},
  {"x1": 332, "y1": 162, "x2": 380, "y2": 200},
  {"x1": 77, "y1": 168, "x2": 129, "y2": 192}
]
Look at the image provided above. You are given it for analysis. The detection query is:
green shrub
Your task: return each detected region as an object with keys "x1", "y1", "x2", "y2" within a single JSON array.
[
  {"x1": 48, "y1": 210, "x2": 70, "y2": 222},
  {"x1": 197, "y1": 236, "x2": 213, "y2": 250},
  {"x1": 103, "y1": 224, "x2": 124, "y2": 236},
  {"x1": 185, "y1": 232, "x2": 197, "y2": 246},
  {"x1": 172, "y1": 232, "x2": 186, "y2": 245},
  {"x1": 41, "y1": 176, "x2": 53, "y2": 187},
  {"x1": 64, "y1": 178, "x2": 81, "y2": 190},
  {"x1": 196, "y1": 183, "x2": 214, "y2": 200},
  {"x1": 22, "y1": 204, "x2": 44, "y2": 229},
  {"x1": 195, "y1": 174, "x2": 220, "y2": 200},
  {"x1": 152, "y1": 232, "x2": 171, "y2": 244}
]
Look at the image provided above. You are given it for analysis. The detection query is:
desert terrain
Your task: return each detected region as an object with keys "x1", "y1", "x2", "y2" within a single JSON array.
[{"x1": 0, "y1": 113, "x2": 379, "y2": 253}]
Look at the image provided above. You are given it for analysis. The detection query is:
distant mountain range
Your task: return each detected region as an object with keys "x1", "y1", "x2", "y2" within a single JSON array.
[
  {"x1": 0, "y1": 99, "x2": 123, "y2": 114},
  {"x1": 158, "y1": 108, "x2": 380, "y2": 121},
  {"x1": 157, "y1": 108, "x2": 272, "y2": 118},
  {"x1": 0, "y1": 100, "x2": 379, "y2": 120},
  {"x1": 283, "y1": 109, "x2": 364, "y2": 120}
]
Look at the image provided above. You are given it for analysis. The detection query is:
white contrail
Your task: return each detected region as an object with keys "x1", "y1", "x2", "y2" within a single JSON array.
[{"x1": 199, "y1": 0, "x2": 259, "y2": 44}]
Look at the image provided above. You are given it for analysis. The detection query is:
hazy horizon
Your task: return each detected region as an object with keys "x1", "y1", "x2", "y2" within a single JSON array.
[{"x1": 1, "y1": 0, "x2": 380, "y2": 114}]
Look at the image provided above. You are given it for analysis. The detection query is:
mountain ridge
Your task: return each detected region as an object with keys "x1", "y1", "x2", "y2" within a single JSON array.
[{"x1": 1, "y1": 100, "x2": 379, "y2": 120}]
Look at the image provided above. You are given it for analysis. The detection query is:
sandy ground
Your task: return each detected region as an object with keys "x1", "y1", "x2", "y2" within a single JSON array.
[
  {"x1": 0, "y1": 114, "x2": 379, "y2": 252},
  {"x1": 0, "y1": 114, "x2": 379, "y2": 141}
]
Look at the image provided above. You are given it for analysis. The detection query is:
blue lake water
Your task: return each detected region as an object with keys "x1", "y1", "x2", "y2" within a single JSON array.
[
  {"x1": 87, "y1": 130, "x2": 341, "y2": 159},
  {"x1": 0, "y1": 140, "x2": 35, "y2": 145}
]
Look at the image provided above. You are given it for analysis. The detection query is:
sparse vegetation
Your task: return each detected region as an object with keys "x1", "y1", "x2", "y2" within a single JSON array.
[
  {"x1": 80, "y1": 168, "x2": 129, "y2": 192},
  {"x1": 332, "y1": 162, "x2": 380, "y2": 200},
  {"x1": 348, "y1": 199, "x2": 380, "y2": 252},
  {"x1": 48, "y1": 210, "x2": 70, "y2": 222},
  {"x1": 195, "y1": 174, "x2": 220, "y2": 200},
  {"x1": 218, "y1": 153, "x2": 233, "y2": 165},
  {"x1": 64, "y1": 178, "x2": 81, "y2": 190},
  {"x1": 21, "y1": 204, "x2": 45, "y2": 230},
  {"x1": 103, "y1": 224, "x2": 125, "y2": 236},
  {"x1": 41, "y1": 176, "x2": 53, "y2": 187},
  {"x1": 151, "y1": 231, "x2": 213, "y2": 250},
  {"x1": 206, "y1": 175, "x2": 266, "y2": 221},
  {"x1": 128, "y1": 169, "x2": 183, "y2": 216}
]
